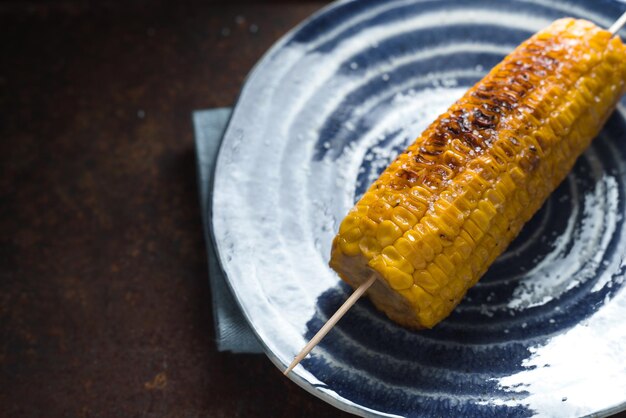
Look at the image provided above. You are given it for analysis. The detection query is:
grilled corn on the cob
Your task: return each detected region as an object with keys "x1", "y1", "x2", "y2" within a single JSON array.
[{"x1": 329, "y1": 18, "x2": 626, "y2": 329}]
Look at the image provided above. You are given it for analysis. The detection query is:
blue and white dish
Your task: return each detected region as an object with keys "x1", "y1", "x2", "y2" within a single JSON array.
[{"x1": 211, "y1": 0, "x2": 626, "y2": 416}]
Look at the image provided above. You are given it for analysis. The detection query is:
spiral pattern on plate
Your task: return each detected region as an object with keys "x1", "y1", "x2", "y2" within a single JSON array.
[{"x1": 212, "y1": 1, "x2": 626, "y2": 416}]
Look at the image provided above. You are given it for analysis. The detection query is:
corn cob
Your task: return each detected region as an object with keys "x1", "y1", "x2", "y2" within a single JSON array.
[{"x1": 329, "y1": 18, "x2": 626, "y2": 329}]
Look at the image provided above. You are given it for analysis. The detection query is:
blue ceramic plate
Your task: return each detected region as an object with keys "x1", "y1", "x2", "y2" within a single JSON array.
[{"x1": 212, "y1": 0, "x2": 626, "y2": 416}]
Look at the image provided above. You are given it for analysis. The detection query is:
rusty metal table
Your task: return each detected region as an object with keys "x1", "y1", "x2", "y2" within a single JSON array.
[{"x1": 0, "y1": 1, "x2": 351, "y2": 416}]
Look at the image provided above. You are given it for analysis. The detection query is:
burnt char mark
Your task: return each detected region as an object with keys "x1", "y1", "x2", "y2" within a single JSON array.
[
  {"x1": 388, "y1": 29, "x2": 572, "y2": 193},
  {"x1": 413, "y1": 154, "x2": 435, "y2": 165},
  {"x1": 419, "y1": 145, "x2": 444, "y2": 156},
  {"x1": 395, "y1": 167, "x2": 424, "y2": 185},
  {"x1": 473, "y1": 109, "x2": 498, "y2": 129},
  {"x1": 458, "y1": 111, "x2": 472, "y2": 133}
]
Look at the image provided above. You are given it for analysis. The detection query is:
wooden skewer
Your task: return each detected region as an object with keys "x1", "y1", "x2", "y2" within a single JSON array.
[
  {"x1": 610, "y1": 10, "x2": 626, "y2": 35},
  {"x1": 283, "y1": 275, "x2": 377, "y2": 375},
  {"x1": 283, "y1": 10, "x2": 626, "y2": 378}
]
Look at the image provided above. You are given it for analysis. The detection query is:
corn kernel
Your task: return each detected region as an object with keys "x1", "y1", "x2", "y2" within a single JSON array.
[
  {"x1": 360, "y1": 216, "x2": 378, "y2": 236},
  {"x1": 470, "y1": 207, "x2": 491, "y2": 233},
  {"x1": 398, "y1": 288, "x2": 416, "y2": 303},
  {"x1": 509, "y1": 166, "x2": 527, "y2": 186},
  {"x1": 381, "y1": 245, "x2": 414, "y2": 274},
  {"x1": 434, "y1": 254, "x2": 455, "y2": 276},
  {"x1": 440, "y1": 285, "x2": 454, "y2": 302},
  {"x1": 385, "y1": 266, "x2": 414, "y2": 290},
  {"x1": 339, "y1": 213, "x2": 360, "y2": 234},
  {"x1": 459, "y1": 229, "x2": 475, "y2": 246},
  {"x1": 413, "y1": 270, "x2": 440, "y2": 294},
  {"x1": 343, "y1": 226, "x2": 363, "y2": 243},
  {"x1": 427, "y1": 263, "x2": 448, "y2": 286},
  {"x1": 338, "y1": 237, "x2": 360, "y2": 256},
  {"x1": 391, "y1": 205, "x2": 418, "y2": 231},
  {"x1": 400, "y1": 199, "x2": 427, "y2": 219},
  {"x1": 517, "y1": 189, "x2": 530, "y2": 207},
  {"x1": 478, "y1": 200, "x2": 498, "y2": 218},
  {"x1": 409, "y1": 186, "x2": 431, "y2": 205},
  {"x1": 411, "y1": 285, "x2": 433, "y2": 308},
  {"x1": 464, "y1": 218, "x2": 484, "y2": 242},
  {"x1": 377, "y1": 220, "x2": 403, "y2": 246},
  {"x1": 406, "y1": 231, "x2": 436, "y2": 264},
  {"x1": 436, "y1": 199, "x2": 464, "y2": 222},
  {"x1": 395, "y1": 237, "x2": 426, "y2": 270},
  {"x1": 368, "y1": 200, "x2": 392, "y2": 222},
  {"x1": 359, "y1": 236, "x2": 382, "y2": 259}
]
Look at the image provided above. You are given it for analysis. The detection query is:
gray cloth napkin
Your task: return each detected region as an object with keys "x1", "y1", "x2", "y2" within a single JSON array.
[{"x1": 193, "y1": 108, "x2": 263, "y2": 354}]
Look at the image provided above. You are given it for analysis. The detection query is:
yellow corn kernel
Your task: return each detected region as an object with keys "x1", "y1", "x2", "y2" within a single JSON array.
[
  {"x1": 407, "y1": 235, "x2": 436, "y2": 265},
  {"x1": 398, "y1": 288, "x2": 416, "y2": 303},
  {"x1": 434, "y1": 253, "x2": 455, "y2": 276},
  {"x1": 338, "y1": 213, "x2": 360, "y2": 234},
  {"x1": 338, "y1": 237, "x2": 360, "y2": 256},
  {"x1": 391, "y1": 205, "x2": 418, "y2": 231},
  {"x1": 377, "y1": 220, "x2": 403, "y2": 246},
  {"x1": 411, "y1": 285, "x2": 434, "y2": 307},
  {"x1": 395, "y1": 237, "x2": 427, "y2": 270},
  {"x1": 359, "y1": 216, "x2": 378, "y2": 236},
  {"x1": 413, "y1": 270, "x2": 440, "y2": 294},
  {"x1": 359, "y1": 236, "x2": 382, "y2": 259},
  {"x1": 343, "y1": 226, "x2": 363, "y2": 243},
  {"x1": 426, "y1": 262, "x2": 448, "y2": 286},
  {"x1": 385, "y1": 266, "x2": 414, "y2": 290},
  {"x1": 463, "y1": 219, "x2": 484, "y2": 243},
  {"x1": 368, "y1": 200, "x2": 392, "y2": 222},
  {"x1": 381, "y1": 245, "x2": 414, "y2": 274}
]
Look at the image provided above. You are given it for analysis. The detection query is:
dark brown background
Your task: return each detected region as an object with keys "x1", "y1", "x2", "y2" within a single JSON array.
[{"x1": 1, "y1": 1, "x2": 625, "y2": 417}]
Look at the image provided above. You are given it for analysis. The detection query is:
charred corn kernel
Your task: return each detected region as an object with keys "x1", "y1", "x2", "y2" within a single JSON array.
[
  {"x1": 329, "y1": 18, "x2": 626, "y2": 329},
  {"x1": 377, "y1": 220, "x2": 403, "y2": 246}
]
